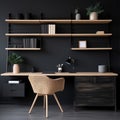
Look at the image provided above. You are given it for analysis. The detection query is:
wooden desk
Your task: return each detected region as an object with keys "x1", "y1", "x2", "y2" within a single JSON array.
[
  {"x1": 1, "y1": 72, "x2": 118, "y2": 77},
  {"x1": 1, "y1": 72, "x2": 118, "y2": 111}
]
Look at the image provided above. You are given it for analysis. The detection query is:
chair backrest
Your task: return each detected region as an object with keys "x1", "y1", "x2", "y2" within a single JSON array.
[{"x1": 28, "y1": 75, "x2": 65, "y2": 94}]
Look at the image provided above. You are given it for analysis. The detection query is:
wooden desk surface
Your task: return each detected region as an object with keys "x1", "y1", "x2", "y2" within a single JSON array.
[{"x1": 1, "y1": 72, "x2": 118, "y2": 77}]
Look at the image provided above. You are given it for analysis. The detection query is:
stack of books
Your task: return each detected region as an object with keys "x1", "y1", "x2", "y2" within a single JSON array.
[
  {"x1": 23, "y1": 38, "x2": 37, "y2": 48},
  {"x1": 41, "y1": 24, "x2": 48, "y2": 33},
  {"x1": 41, "y1": 24, "x2": 56, "y2": 34},
  {"x1": 48, "y1": 24, "x2": 56, "y2": 34}
]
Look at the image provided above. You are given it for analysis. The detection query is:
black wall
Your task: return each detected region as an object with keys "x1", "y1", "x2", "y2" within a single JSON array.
[{"x1": 0, "y1": 0, "x2": 120, "y2": 107}]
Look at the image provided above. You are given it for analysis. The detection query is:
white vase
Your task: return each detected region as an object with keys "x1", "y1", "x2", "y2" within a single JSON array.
[
  {"x1": 75, "y1": 13, "x2": 80, "y2": 20},
  {"x1": 13, "y1": 64, "x2": 20, "y2": 73},
  {"x1": 89, "y1": 12, "x2": 98, "y2": 20}
]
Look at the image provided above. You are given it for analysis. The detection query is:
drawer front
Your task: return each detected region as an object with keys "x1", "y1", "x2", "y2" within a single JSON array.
[
  {"x1": 74, "y1": 77, "x2": 115, "y2": 106},
  {"x1": 3, "y1": 83, "x2": 25, "y2": 97},
  {"x1": 75, "y1": 76, "x2": 115, "y2": 84}
]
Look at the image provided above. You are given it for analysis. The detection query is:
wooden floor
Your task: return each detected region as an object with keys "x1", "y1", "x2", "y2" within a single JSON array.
[{"x1": 0, "y1": 104, "x2": 120, "y2": 120}]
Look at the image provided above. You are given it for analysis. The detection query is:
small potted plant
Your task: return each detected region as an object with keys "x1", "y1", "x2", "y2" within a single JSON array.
[
  {"x1": 8, "y1": 53, "x2": 24, "y2": 73},
  {"x1": 86, "y1": 2, "x2": 104, "y2": 20}
]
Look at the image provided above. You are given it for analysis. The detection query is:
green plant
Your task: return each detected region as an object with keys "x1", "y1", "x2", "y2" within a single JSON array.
[
  {"x1": 8, "y1": 53, "x2": 24, "y2": 64},
  {"x1": 86, "y1": 2, "x2": 104, "y2": 16}
]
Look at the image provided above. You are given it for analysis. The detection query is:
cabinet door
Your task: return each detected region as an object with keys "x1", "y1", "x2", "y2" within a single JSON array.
[
  {"x1": 3, "y1": 83, "x2": 25, "y2": 97},
  {"x1": 74, "y1": 77, "x2": 115, "y2": 107}
]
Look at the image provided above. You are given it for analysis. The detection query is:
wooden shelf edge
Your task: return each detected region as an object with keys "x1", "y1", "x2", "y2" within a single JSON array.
[
  {"x1": 5, "y1": 48, "x2": 41, "y2": 50},
  {"x1": 1, "y1": 72, "x2": 118, "y2": 77},
  {"x1": 5, "y1": 19, "x2": 112, "y2": 24},
  {"x1": 71, "y1": 48, "x2": 112, "y2": 50},
  {"x1": 5, "y1": 33, "x2": 112, "y2": 37}
]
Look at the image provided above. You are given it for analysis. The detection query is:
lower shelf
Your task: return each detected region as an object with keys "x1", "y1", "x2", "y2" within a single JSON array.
[
  {"x1": 71, "y1": 48, "x2": 112, "y2": 50},
  {"x1": 5, "y1": 48, "x2": 41, "y2": 50}
]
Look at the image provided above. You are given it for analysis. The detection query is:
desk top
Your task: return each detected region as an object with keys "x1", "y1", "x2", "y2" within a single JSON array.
[{"x1": 1, "y1": 72, "x2": 118, "y2": 76}]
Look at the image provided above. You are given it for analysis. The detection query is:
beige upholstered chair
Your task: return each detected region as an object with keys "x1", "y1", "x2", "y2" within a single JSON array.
[{"x1": 28, "y1": 75, "x2": 65, "y2": 118}]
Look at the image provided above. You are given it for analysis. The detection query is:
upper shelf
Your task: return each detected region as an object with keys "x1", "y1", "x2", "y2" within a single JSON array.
[
  {"x1": 5, "y1": 19, "x2": 112, "y2": 24},
  {"x1": 5, "y1": 33, "x2": 112, "y2": 37}
]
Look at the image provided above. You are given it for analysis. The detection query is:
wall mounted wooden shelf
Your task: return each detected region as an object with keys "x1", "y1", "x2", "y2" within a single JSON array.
[
  {"x1": 71, "y1": 48, "x2": 112, "y2": 50},
  {"x1": 5, "y1": 33, "x2": 112, "y2": 37},
  {"x1": 5, "y1": 48, "x2": 41, "y2": 50},
  {"x1": 5, "y1": 19, "x2": 112, "y2": 24}
]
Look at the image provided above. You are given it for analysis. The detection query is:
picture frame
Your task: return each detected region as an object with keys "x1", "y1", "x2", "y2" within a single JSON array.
[{"x1": 78, "y1": 41, "x2": 87, "y2": 48}]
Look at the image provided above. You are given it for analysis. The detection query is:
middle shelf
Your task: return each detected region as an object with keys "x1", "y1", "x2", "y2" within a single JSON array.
[{"x1": 5, "y1": 33, "x2": 112, "y2": 37}]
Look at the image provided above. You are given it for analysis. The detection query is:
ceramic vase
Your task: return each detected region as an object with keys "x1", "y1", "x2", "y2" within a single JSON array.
[
  {"x1": 13, "y1": 64, "x2": 20, "y2": 73},
  {"x1": 75, "y1": 13, "x2": 80, "y2": 20},
  {"x1": 89, "y1": 12, "x2": 98, "y2": 20}
]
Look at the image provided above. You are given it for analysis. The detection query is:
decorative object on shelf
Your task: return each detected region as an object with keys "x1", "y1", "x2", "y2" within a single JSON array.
[
  {"x1": 98, "y1": 65, "x2": 107, "y2": 73},
  {"x1": 65, "y1": 56, "x2": 75, "y2": 72},
  {"x1": 8, "y1": 53, "x2": 24, "y2": 73},
  {"x1": 75, "y1": 8, "x2": 81, "y2": 20},
  {"x1": 96, "y1": 31, "x2": 105, "y2": 34},
  {"x1": 57, "y1": 64, "x2": 63, "y2": 72},
  {"x1": 78, "y1": 40, "x2": 87, "y2": 48},
  {"x1": 86, "y1": 2, "x2": 104, "y2": 20},
  {"x1": 13, "y1": 64, "x2": 20, "y2": 74}
]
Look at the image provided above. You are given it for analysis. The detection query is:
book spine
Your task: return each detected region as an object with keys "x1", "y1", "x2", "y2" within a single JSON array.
[
  {"x1": 52, "y1": 24, "x2": 55, "y2": 34},
  {"x1": 48, "y1": 24, "x2": 51, "y2": 34},
  {"x1": 34, "y1": 38, "x2": 37, "y2": 48}
]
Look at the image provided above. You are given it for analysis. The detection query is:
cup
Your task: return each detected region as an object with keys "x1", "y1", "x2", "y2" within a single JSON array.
[{"x1": 98, "y1": 65, "x2": 107, "y2": 73}]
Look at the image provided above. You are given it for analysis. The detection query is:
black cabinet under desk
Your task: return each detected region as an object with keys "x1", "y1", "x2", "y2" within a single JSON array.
[
  {"x1": 74, "y1": 76, "x2": 116, "y2": 110},
  {"x1": 3, "y1": 83, "x2": 25, "y2": 97}
]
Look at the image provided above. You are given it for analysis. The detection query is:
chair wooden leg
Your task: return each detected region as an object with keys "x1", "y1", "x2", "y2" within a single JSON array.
[
  {"x1": 53, "y1": 94, "x2": 63, "y2": 112},
  {"x1": 45, "y1": 95, "x2": 48, "y2": 118},
  {"x1": 29, "y1": 94, "x2": 38, "y2": 114},
  {"x1": 43, "y1": 95, "x2": 46, "y2": 109}
]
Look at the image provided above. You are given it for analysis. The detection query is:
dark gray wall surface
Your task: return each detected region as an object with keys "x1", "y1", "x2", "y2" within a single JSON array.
[{"x1": 0, "y1": 0, "x2": 119, "y2": 106}]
